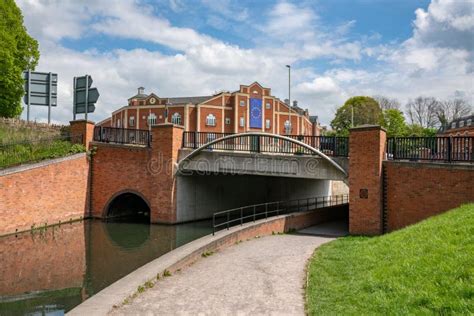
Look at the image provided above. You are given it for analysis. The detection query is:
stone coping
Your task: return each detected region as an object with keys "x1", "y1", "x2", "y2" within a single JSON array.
[
  {"x1": 384, "y1": 160, "x2": 474, "y2": 170},
  {"x1": 67, "y1": 212, "x2": 314, "y2": 315},
  {"x1": 0, "y1": 153, "x2": 86, "y2": 177}
]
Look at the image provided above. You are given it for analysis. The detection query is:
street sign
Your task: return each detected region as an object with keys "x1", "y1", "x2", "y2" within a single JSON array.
[
  {"x1": 23, "y1": 71, "x2": 58, "y2": 123},
  {"x1": 73, "y1": 75, "x2": 100, "y2": 120}
]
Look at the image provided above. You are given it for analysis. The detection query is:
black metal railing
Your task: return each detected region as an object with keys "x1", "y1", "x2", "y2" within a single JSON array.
[
  {"x1": 182, "y1": 132, "x2": 349, "y2": 157},
  {"x1": 387, "y1": 136, "x2": 473, "y2": 162},
  {"x1": 288, "y1": 135, "x2": 349, "y2": 157},
  {"x1": 0, "y1": 134, "x2": 85, "y2": 169},
  {"x1": 212, "y1": 194, "x2": 349, "y2": 235},
  {"x1": 93, "y1": 126, "x2": 151, "y2": 147}
]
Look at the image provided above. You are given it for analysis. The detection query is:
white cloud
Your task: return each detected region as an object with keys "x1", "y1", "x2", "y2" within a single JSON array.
[{"x1": 14, "y1": 0, "x2": 474, "y2": 127}]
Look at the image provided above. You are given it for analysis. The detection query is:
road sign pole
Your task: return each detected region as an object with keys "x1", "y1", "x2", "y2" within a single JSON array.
[
  {"x1": 48, "y1": 72, "x2": 52, "y2": 124},
  {"x1": 73, "y1": 77, "x2": 77, "y2": 121},
  {"x1": 85, "y1": 75, "x2": 89, "y2": 121},
  {"x1": 27, "y1": 70, "x2": 31, "y2": 122}
]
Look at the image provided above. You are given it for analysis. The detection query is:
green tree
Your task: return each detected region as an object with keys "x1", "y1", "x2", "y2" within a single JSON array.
[
  {"x1": 330, "y1": 96, "x2": 382, "y2": 135},
  {"x1": 0, "y1": 0, "x2": 39, "y2": 118},
  {"x1": 405, "y1": 124, "x2": 437, "y2": 137},
  {"x1": 380, "y1": 109, "x2": 407, "y2": 137}
]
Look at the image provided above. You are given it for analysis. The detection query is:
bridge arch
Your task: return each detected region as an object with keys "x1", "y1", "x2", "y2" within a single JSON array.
[
  {"x1": 103, "y1": 190, "x2": 151, "y2": 222},
  {"x1": 177, "y1": 132, "x2": 348, "y2": 178}
]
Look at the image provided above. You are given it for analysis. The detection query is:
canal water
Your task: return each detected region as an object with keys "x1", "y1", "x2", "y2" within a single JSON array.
[{"x1": 0, "y1": 219, "x2": 212, "y2": 315}]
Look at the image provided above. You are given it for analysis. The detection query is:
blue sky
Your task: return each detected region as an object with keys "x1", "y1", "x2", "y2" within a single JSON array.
[{"x1": 16, "y1": 0, "x2": 473, "y2": 124}]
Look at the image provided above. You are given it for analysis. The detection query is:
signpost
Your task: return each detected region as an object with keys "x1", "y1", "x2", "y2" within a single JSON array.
[
  {"x1": 73, "y1": 75, "x2": 99, "y2": 120},
  {"x1": 23, "y1": 71, "x2": 58, "y2": 124}
]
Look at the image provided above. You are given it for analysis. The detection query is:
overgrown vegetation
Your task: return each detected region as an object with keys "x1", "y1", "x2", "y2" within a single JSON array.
[
  {"x1": 0, "y1": 120, "x2": 84, "y2": 168},
  {"x1": 306, "y1": 204, "x2": 474, "y2": 315}
]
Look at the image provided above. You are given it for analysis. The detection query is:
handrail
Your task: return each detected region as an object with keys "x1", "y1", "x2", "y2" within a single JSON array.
[
  {"x1": 182, "y1": 132, "x2": 349, "y2": 157},
  {"x1": 93, "y1": 126, "x2": 151, "y2": 147},
  {"x1": 387, "y1": 136, "x2": 473, "y2": 162},
  {"x1": 212, "y1": 194, "x2": 349, "y2": 235}
]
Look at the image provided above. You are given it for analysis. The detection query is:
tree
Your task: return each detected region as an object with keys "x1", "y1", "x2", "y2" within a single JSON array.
[
  {"x1": 435, "y1": 98, "x2": 472, "y2": 128},
  {"x1": 330, "y1": 96, "x2": 382, "y2": 135},
  {"x1": 380, "y1": 109, "x2": 407, "y2": 137},
  {"x1": 373, "y1": 95, "x2": 400, "y2": 110},
  {"x1": 405, "y1": 97, "x2": 439, "y2": 128},
  {"x1": 0, "y1": 0, "x2": 39, "y2": 118}
]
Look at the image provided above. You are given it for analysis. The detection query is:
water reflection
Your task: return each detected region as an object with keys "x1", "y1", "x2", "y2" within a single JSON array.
[{"x1": 0, "y1": 219, "x2": 212, "y2": 315}]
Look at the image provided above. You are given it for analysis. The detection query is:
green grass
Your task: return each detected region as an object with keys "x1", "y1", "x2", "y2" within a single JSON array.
[
  {"x1": 306, "y1": 204, "x2": 474, "y2": 315},
  {"x1": 0, "y1": 139, "x2": 85, "y2": 169},
  {"x1": 0, "y1": 124, "x2": 63, "y2": 144}
]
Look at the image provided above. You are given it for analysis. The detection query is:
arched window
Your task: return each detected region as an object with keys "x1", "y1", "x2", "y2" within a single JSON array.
[
  {"x1": 206, "y1": 114, "x2": 216, "y2": 126},
  {"x1": 284, "y1": 120, "x2": 292, "y2": 134},
  {"x1": 171, "y1": 112, "x2": 182, "y2": 125},
  {"x1": 148, "y1": 113, "x2": 157, "y2": 126}
]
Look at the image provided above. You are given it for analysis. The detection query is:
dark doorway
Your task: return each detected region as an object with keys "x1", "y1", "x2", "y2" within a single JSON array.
[{"x1": 106, "y1": 193, "x2": 150, "y2": 223}]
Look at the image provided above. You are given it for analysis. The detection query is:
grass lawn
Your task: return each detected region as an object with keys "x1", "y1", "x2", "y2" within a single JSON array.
[{"x1": 306, "y1": 204, "x2": 474, "y2": 315}]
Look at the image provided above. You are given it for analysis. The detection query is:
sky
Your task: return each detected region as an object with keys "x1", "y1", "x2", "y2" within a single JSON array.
[{"x1": 16, "y1": 0, "x2": 474, "y2": 125}]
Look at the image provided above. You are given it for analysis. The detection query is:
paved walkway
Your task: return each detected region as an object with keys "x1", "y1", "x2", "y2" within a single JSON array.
[{"x1": 110, "y1": 233, "x2": 333, "y2": 315}]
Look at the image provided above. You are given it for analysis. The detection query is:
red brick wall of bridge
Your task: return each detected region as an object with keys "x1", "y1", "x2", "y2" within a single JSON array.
[
  {"x1": 384, "y1": 161, "x2": 474, "y2": 231},
  {"x1": 90, "y1": 124, "x2": 184, "y2": 223},
  {"x1": 0, "y1": 154, "x2": 89, "y2": 236}
]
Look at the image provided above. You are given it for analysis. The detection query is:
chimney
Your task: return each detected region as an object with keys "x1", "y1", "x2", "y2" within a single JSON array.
[{"x1": 138, "y1": 87, "x2": 145, "y2": 95}]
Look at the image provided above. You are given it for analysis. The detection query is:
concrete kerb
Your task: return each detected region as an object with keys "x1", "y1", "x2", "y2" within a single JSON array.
[{"x1": 67, "y1": 207, "x2": 345, "y2": 315}]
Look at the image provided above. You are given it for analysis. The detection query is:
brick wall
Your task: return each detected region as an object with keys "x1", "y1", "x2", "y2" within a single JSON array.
[
  {"x1": 348, "y1": 125, "x2": 386, "y2": 235},
  {"x1": 90, "y1": 124, "x2": 184, "y2": 223},
  {"x1": 0, "y1": 154, "x2": 89, "y2": 236},
  {"x1": 384, "y1": 161, "x2": 474, "y2": 231}
]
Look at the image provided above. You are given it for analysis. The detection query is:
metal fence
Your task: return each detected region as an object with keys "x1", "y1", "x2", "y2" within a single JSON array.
[
  {"x1": 387, "y1": 136, "x2": 473, "y2": 162},
  {"x1": 0, "y1": 134, "x2": 84, "y2": 169},
  {"x1": 212, "y1": 194, "x2": 349, "y2": 234},
  {"x1": 93, "y1": 126, "x2": 151, "y2": 147},
  {"x1": 182, "y1": 132, "x2": 349, "y2": 157}
]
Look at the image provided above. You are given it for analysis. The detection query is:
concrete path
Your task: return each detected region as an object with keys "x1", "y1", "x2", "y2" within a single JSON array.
[{"x1": 110, "y1": 234, "x2": 333, "y2": 315}]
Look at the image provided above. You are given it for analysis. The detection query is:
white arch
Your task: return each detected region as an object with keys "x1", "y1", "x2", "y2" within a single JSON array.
[{"x1": 177, "y1": 132, "x2": 348, "y2": 177}]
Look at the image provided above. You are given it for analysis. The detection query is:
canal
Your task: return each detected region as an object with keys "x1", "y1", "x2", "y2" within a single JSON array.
[{"x1": 0, "y1": 219, "x2": 212, "y2": 315}]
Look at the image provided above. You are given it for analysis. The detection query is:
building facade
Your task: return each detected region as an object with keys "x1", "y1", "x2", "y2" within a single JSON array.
[
  {"x1": 99, "y1": 82, "x2": 319, "y2": 136},
  {"x1": 438, "y1": 114, "x2": 474, "y2": 137}
]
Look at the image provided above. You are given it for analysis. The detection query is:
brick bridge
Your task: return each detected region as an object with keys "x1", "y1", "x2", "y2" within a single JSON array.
[{"x1": 70, "y1": 120, "x2": 473, "y2": 235}]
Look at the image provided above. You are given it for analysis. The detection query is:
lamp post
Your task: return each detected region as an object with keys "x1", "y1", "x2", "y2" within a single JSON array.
[{"x1": 286, "y1": 65, "x2": 291, "y2": 107}]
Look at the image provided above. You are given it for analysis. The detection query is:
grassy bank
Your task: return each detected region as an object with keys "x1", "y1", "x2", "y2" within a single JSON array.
[{"x1": 306, "y1": 204, "x2": 474, "y2": 315}]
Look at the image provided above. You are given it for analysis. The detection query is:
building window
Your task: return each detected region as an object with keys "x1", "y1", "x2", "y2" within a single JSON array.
[
  {"x1": 265, "y1": 119, "x2": 271, "y2": 129},
  {"x1": 459, "y1": 120, "x2": 464, "y2": 128},
  {"x1": 239, "y1": 100, "x2": 245, "y2": 107},
  {"x1": 284, "y1": 120, "x2": 292, "y2": 134},
  {"x1": 148, "y1": 113, "x2": 157, "y2": 126},
  {"x1": 171, "y1": 112, "x2": 182, "y2": 125},
  {"x1": 239, "y1": 117, "x2": 245, "y2": 127},
  {"x1": 467, "y1": 118, "x2": 472, "y2": 126},
  {"x1": 116, "y1": 119, "x2": 121, "y2": 128},
  {"x1": 451, "y1": 122, "x2": 456, "y2": 129},
  {"x1": 206, "y1": 114, "x2": 216, "y2": 126},
  {"x1": 266, "y1": 102, "x2": 271, "y2": 109},
  {"x1": 129, "y1": 116, "x2": 135, "y2": 127},
  {"x1": 225, "y1": 117, "x2": 231, "y2": 125}
]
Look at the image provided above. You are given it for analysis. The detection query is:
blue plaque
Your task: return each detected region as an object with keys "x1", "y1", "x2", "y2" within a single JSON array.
[{"x1": 249, "y1": 98, "x2": 262, "y2": 128}]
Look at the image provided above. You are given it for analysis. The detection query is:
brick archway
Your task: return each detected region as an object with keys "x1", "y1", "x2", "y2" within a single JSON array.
[{"x1": 102, "y1": 189, "x2": 151, "y2": 222}]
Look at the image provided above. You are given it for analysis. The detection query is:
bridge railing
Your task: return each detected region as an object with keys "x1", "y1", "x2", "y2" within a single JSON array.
[
  {"x1": 182, "y1": 132, "x2": 349, "y2": 157},
  {"x1": 386, "y1": 136, "x2": 473, "y2": 162},
  {"x1": 93, "y1": 126, "x2": 151, "y2": 147},
  {"x1": 212, "y1": 194, "x2": 349, "y2": 235}
]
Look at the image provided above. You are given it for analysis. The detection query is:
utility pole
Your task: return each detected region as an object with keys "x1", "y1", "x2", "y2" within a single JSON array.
[{"x1": 286, "y1": 65, "x2": 291, "y2": 107}]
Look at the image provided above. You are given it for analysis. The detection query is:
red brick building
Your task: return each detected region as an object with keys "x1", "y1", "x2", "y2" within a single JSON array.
[
  {"x1": 99, "y1": 82, "x2": 319, "y2": 135},
  {"x1": 438, "y1": 114, "x2": 474, "y2": 137}
]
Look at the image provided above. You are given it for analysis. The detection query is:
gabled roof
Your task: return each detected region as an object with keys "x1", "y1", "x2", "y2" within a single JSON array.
[
  {"x1": 168, "y1": 96, "x2": 213, "y2": 105},
  {"x1": 128, "y1": 92, "x2": 148, "y2": 100}
]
